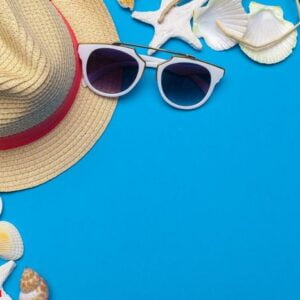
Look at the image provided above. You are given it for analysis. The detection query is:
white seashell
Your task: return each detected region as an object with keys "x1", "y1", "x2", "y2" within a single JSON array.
[
  {"x1": 0, "y1": 261, "x2": 16, "y2": 300},
  {"x1": 19, "y1": 268, "x2": 49, "y2": 300},
  {"x1": 239, "y1": 2, "x2": 298, "y2": 64},
  {"x1": 0, "y1": 290, "x2": 12, "y2": 300},
  {"x1": 0, "y1": 221, "x2": 24, "y2": 260},
  {"x1": 0, "y1": 292, "x2": 12, "y2": 300},
  {"x1": 193, "y1": 0, "x2": 248, "y2": 51}
]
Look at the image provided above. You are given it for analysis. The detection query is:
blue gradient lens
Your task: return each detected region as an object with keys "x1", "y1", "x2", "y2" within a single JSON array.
[
  {"x1": 161, "y1": 63, "x2": 211, "y2": 107},
  {"x1": 87, "y1": 48, "x2": 139, "y2": 94}
]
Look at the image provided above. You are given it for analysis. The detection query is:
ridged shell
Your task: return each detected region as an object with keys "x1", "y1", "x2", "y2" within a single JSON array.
[
  {"x1": 240, "y1": 2, "x2": 298, "y2": 64},
  {"x1": 193, "y1": 0, "x2": 248, "y2": 50},
  {"x1": 0, "y1": 221, "x2": 24, "y2": 261},
  {"x1": 19, "y1": 269, "x2": 49, "y2": 300},
  {"x1": 118, "y1": 0, "x2": 135, "y2": 10}
]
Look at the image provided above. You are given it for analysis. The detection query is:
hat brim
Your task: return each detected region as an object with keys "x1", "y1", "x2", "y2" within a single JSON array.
[{"x1": 0, "y1": 0, "x2": 118, "y2": 192}]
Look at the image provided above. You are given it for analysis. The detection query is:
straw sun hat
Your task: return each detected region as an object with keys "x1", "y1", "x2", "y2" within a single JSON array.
[{"x1": 0, "y1": 0, "x2": 118, "y2": 192}]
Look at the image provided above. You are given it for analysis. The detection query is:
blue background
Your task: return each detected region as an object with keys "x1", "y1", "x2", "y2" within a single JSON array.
[{"x1": 2, "y1": 0, "x2": 300, "y2": 299}]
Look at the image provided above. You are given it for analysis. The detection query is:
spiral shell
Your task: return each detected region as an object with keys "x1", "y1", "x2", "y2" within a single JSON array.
[{"x1": 19, "y1": 269, "x2": 49, "y2": 300}]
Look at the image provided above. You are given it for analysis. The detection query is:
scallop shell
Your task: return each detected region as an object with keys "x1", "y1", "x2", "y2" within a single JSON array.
[
  {"x1": 240, "y1": 2, "x2": 298, "y2": 64},
  {"x1": 193, "y1": 0, "x2": 248, "y2": 51},
  {"x1": 118, "y1": 0, "x2": 135, "y2": 10},
  {"x1": 0, "y1": 221, "x2": 24, "y2": 261},
  {"x1": 0, "y1": 261, "x2": 16, "y2": 300},
  {"x1": 19, "y1": 268, "x2": 49, "y2": 300}
]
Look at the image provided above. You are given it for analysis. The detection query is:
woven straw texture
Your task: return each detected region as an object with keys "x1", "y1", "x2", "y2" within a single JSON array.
[
  {"x1": 0, "y1": 0, "x2": 75, "y2": 137},
  {"x1": 0, "y1": 0, "x2": 118, "y2": 192}
]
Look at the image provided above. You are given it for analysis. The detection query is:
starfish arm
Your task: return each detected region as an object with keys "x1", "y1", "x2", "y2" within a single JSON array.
[
  {"x1": 147, "y1": 32, "x2": 170, "y2": 55},
  {"x1": 178, "y1": 28, "x2": 203, "y2": 50},
  {"x1": 132, "y1": 11, "x2": 158, "y2": 25}
]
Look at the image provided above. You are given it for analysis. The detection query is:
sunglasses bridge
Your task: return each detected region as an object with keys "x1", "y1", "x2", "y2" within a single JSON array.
[{"x1": 139, "y1": 55, "x2": 165, "y2": 69}]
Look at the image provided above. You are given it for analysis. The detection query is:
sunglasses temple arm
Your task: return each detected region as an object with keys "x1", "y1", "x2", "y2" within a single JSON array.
[
  {"x1": 140, "y1": 55, "x2": 165, "y2": 68},
  {"x1": 81, "y1": 78, "x2": 87, "y2": 87}
]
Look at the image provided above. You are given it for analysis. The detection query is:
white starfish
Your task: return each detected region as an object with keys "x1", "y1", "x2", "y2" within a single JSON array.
[
  {"x1": 0, "y1": 261, "x2": 16, "y2": 300},
  {"x1": 132, "y1": 0, "x2": 206, "y2": 55}
]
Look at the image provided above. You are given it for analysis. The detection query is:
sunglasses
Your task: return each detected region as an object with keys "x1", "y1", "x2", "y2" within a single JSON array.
[{"x1": 78, "y1": 43, "x2": 225, "y2": 110}]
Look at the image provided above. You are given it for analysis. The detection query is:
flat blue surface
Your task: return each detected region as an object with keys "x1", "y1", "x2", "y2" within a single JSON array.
[{"x1": 2, "y1": 1, "x2": 300, "y2": 299}]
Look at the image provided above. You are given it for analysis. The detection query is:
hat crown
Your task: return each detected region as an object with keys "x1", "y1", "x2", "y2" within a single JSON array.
[{"x1": 0, "y1": 0, "x2": 75, "y2": 138}]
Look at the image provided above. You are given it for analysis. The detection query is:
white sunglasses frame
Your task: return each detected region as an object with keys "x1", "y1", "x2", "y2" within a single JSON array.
[{"x1": 78, "y1": 43, "x2": 225, "y2": 110}]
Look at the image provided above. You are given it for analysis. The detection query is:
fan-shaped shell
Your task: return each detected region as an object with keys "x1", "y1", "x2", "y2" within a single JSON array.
[
  {"x1": 240, "y1": 2, "x2": 298, "y2": 64},
  {"x1": 193, "y1": 0, "x2": 248, "y2": 50},
  {"x1": 0, "y1": 221, "x2": 24, "y2": 261},
  {"x1": 19, "y1": 269, "x2": 49, "y2": 300}
]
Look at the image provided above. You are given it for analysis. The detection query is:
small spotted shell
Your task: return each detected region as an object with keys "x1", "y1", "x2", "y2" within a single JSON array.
[{"x1": 19, "y1": 269, "x2": 49, "y2": 300}]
